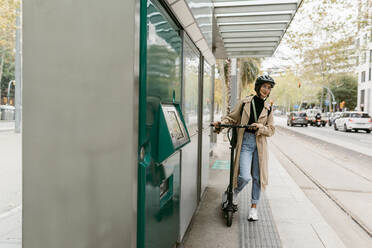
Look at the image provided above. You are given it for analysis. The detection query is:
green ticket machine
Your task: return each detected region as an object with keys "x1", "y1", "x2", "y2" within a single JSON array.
[
  {"x1": 138, "y1": 102, "x2": 190, "y2": 248},
  {"x1": 152, "y1": 103, "x2": 190, "y2": 163},
  {"x1": 138, "y1": 2, "x2": 189, "y2": 247}
]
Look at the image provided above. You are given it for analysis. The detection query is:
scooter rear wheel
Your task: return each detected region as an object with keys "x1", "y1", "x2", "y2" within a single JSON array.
[{"x1": 226, "y1": 211, "x2": 233, "y2": 227}]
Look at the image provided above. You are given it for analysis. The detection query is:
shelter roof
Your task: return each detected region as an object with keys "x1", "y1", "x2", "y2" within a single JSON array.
[{"x1": 213, "y1": 0, "x2": 303, "y2": 58}]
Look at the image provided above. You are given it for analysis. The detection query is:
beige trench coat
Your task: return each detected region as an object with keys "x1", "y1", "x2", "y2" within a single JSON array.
[{"x1": 221, "y1": 95, "x2": 275, "y2": 191}]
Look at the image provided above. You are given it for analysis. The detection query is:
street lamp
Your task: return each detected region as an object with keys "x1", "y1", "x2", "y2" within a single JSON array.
[{"x1": 322, "y1": 86, "x2": 337, "y2": 112}]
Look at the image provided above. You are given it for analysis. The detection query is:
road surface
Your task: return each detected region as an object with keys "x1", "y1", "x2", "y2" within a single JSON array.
[{"x1": 271, "y1": 118, "x2": 372, "y2": 247}]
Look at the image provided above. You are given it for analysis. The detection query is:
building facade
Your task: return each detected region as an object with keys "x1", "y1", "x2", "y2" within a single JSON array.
[{"x1": 357, "y1": 0, "x2": 372, "y2": 114}]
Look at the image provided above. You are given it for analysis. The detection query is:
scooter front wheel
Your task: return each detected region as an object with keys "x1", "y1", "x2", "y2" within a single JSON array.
[{"x1": 226, "y1": 210, "x2": 233, "y2": 227}]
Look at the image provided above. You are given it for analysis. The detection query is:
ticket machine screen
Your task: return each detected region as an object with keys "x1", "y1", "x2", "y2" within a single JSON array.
[
  {"x1": 161, "y1": 104, "x2": 189, "y2": 149},
  {"x1": 167, "y1": 111, "x2": 184, "y2": 140}
]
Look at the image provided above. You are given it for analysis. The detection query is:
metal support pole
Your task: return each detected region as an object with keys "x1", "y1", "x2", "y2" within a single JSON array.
[
  {"x1": 197, "y1": 55, "x2": 204, "y2": 203},
  {"x1": 320, "y1": 88, "x2": 324, "y2": 112},
  {"x1": 230, "y1": 58, "x2": 237, "y2": 109},
  {"x1": 328, "y1": 93, "x2": 330, "y2": 112},
  {"x1": 15, "y1": 7, "x2": 22, "y2": 133},
  {"x1": 211, "y1": 65, "x2": 217, "y2": 144},
  {"x1": 211, "y1": 65, "x2": 215, "y2": 123}
]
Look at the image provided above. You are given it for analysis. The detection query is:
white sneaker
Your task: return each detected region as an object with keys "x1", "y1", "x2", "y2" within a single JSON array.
[{"x1": 248, "y1": 207, "x2": 258, "y2": 221}]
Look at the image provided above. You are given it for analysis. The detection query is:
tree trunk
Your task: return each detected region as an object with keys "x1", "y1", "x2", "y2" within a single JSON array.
[
  {"x1": 0, "y1": 52, "x2": 4, "y2": 81},
  {"x1": 0, "y1": 52, "x2": 4, "y2": 104},
  {"x1": 224, "y1": 59, "x2": 232, "y2": 114}
]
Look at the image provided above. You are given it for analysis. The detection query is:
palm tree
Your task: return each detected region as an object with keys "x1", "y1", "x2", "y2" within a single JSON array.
[
  {"x1": 223, "y1": 58, "x2": 232, "y2": 114},
  {"x1": 217, "y1": 59, "x2": 232, "y2": 114},
  {"x1": 217, "y1": 58, "x2": 260, "y2": 114},
  {"x1": 239, "y1": 58, "x2": 260, "y2": 99}
]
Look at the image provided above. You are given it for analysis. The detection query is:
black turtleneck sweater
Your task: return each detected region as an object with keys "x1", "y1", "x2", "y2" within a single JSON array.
[{"x1": 246, "y1": 95, "x2": 265, "y2": 133}]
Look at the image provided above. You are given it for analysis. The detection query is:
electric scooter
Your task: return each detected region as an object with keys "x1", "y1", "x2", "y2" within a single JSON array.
[{"x1": 211, "y1": 123, "x2": 255, "y2": 227}]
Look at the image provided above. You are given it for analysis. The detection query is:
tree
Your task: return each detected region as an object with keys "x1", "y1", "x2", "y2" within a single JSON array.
[
  {"x1": 285, "y1": 0, "x2": 357, "y2": 82},
  {"x1": 0, "y1": 0, "x2": 20, "y2": 103},
  {"x1": 216, "y1": 57, "x2": 261, "y2": 115},
  {"x1": 329, "y1": 74, "x2": 357, "y2": 110},
  {"x1": 269, "y1": 71, "x2": 320, "y2": 111},
  {"x1": 317, "y1": 74, "x2": 357, "y2": 111},
  {"x1": 357, "y1": 0, "x2": 371, "y2": 30},
  {"x1": 276, "y1": 0, "x2": 358, "y2": 111},
  {"x1": 222, "y1": 59, "x2": 232, "y2": 114},
  {"x1": 0, "y1": 51, "x2": 14, "y2": 102},
  {"x1": 238, "y1": 58, "x2": 260, "y2": 99},
  {"x1": 214, "y1": 77, "x2": 223, "y2": 114}
]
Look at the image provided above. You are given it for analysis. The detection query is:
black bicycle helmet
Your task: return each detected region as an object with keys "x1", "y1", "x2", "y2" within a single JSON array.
[
  {"x1": 254, "y1": 75, "x2": 275, "y2": 98},
  {"x1": 255, "y1": 75, "x2": 275, "y2": 88}
]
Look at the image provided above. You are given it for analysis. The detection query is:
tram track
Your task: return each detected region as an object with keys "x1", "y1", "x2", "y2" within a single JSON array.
[
  {"x1": 276, "y1": 126, "x2": 372, "y2": 184},
  {"x1": 271, "y1": 140, "x2": 372, "y2": 239}
]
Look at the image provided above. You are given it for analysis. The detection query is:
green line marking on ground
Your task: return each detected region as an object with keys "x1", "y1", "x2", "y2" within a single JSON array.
[{"x1": 212, "y1": 160, "x2": 230, "y2": 170}]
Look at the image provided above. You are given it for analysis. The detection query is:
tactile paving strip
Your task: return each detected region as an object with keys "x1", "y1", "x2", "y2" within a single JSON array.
[{"x1": 239, "y1": 184, "x2": 282, "y2": 248}]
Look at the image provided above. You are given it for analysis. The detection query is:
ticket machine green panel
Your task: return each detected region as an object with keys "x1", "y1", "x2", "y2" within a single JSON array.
[
  {"x1": 138, "y1": 1, "x2": 184, "y2": 248},
  {"x1": 153, "y1": 103, "x2": 190, "y2": 163}
]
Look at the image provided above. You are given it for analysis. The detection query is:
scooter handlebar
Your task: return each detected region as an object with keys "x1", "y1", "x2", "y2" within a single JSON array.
[{"x1": 210, "y1": 123, "x2": 255, "y2": 129}]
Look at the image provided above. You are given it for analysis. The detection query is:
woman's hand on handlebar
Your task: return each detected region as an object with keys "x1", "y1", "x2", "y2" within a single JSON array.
[
  {"x1": 246, "y1": 125, "x2": 257, "y2": 130},
  {"x1": 251, "y1": 123, "x2": 263, "y2": 129},
  {"x1": 212, "y1": 121, "x2": 222, "y2": 133}
]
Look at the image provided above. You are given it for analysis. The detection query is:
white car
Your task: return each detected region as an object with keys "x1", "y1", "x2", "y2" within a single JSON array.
[{"x1": 334, "y1": 112, "x2": 372, "y2": 133}]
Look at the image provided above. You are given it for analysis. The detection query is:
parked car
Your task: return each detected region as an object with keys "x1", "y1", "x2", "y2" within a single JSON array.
[
  {"x1": 287, "y1": 112, "x2": 308, "y2": 127},
  {"x1": 334, "y1": 112, "x2": 372, "y2": 133}
]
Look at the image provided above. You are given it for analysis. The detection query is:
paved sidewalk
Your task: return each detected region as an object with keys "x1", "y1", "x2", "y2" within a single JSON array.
[
  {"x1": 181, "y1": 134, "x2": 346, "y2": 248},
  {"x1": 0, "y1": 121, "x2": 15, "y2": 132},
  {"x1": 181, "y1": 134, "x2": 240, "y2": 248},
  {"x1": 0, "y1": 131, "x2": 21, "y2": 248},
  {"x1": 0, "y1": 206, "x2": 21, "y2": 248}
]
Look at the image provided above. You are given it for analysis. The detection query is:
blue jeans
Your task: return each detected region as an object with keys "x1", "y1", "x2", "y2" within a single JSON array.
[{"x1": 234, "y1": 132, "x2": 260, "y2": 205}]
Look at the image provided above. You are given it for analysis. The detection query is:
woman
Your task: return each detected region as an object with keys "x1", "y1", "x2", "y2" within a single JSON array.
[{"x1": 214, "y1": 75, "x2": 275, "y2": 221}]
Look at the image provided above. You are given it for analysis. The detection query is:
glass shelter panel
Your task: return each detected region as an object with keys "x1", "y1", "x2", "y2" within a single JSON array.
[
  {"x1": 147, "y1": 7, "x2": 182, "y2": 106},
  {"x1": 202, "y1": 62, "x2": 212, "y2": 127},
  {"x1": 183, "y1": 37, "x2": 200, "y2": 136}
]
